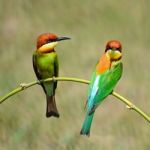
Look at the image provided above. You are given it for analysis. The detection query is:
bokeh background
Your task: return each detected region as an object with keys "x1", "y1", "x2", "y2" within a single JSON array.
[{"x1": 0, "y1": 0, "x2": 150, "y2": 149}]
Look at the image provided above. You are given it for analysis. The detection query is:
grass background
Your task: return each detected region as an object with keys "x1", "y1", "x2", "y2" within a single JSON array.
[{"x1": 0, "y1": 0, "x2": 150, "y2": 149}]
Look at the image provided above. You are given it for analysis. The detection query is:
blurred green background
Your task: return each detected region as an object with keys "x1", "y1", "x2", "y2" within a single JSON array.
[{"x1": 0, "y1": 0, "x2": 150, "y2": 149}]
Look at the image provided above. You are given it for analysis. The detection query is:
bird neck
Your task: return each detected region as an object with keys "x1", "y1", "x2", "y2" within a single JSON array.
[
  {"x1": 37, "y1": 48, "x2": 55, "y2": 54},
  {"x1": 111, "y1": 59, "x2": 121, "y2": 67},
  {"x1": 96, "y1": 53, "x2": 111, "y2": 74},
  {"x1": 96, "y1": 53, "x2": 122, "y2": 74}
]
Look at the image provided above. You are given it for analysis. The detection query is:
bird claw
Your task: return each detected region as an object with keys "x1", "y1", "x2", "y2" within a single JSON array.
[
  {"x1": 37, "y1": 80, "x2": 41, "y2": 85},
  {"x1": 20, "y1": 83, "x2": 27, "y2": 89},
  {"x1": 52, "y1": 76, "x2": 56, "y2": 82},
  {"x1": 110, "y1": 90, "x2": 113, "y2": 95}
]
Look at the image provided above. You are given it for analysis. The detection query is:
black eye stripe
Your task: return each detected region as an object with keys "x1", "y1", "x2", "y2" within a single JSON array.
[
  {"x1": 46, "y1": 39, "x2": 55, "y2": 43},
  {"x1": 105, "y1": 47, "x2": 121, "y2": 52},
  {"x1": 116, "y1": 47, "x2": 121, "y2": 52}
]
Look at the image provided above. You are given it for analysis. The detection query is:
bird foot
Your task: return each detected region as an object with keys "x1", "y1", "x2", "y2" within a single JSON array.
[
  {"x1": 20, "y1": 83, "x2": 28, "y2": 89},
  {"x1": 52, "y1": 76, "x2": 56, "y2": 82},
  {"x1": 110, "y1": 90, "x2": 114, "y2": 95},
  {"x1": 37, "y1": 80, "x2": 41, "y2": 85}
]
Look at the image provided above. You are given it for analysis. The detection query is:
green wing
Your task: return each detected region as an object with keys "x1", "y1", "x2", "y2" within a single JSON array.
[
  {"x1": 53, "y1": 55, "x2": 59, "y2": 90},
  {"x1": 97, "y1": 62, "x2": 123, "y2": 101},
  {"x1": 33, "y1": 52, "x2": 41, "y2": 80},
  {"x1": 88, "y1": 62, "x2": 123, "y2": 112},
  {"x1": 32, "y1": 52, "x2": 47, "y2": 94}
]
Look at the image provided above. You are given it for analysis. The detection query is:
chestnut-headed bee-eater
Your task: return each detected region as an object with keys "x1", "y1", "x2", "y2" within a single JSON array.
[
  {"x1": 80, "y1": 40, "x2": 123, "y2": 136},
  {"x1": 33, "y1": 33, "x2": 70, "y2": 118}
]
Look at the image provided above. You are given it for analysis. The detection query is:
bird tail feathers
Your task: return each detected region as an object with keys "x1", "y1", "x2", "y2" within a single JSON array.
[
  {"x1": 80, "y1": 111, "x2": 94, "y2": 136},
  {"x1": 46, "y1": 95, "x2": 59, "y2": 118}
]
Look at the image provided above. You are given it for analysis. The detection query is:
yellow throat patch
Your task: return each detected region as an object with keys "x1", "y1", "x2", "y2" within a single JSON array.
[
  {"x1": 106, "y1": 50, "x2": 122, "y2": 60},
  {"x1": 38, "y1": 42, "x2": 58, "y2": 53}
]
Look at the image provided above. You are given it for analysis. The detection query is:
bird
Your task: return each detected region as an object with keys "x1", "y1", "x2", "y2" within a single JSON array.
[
  {"x1": 80, "y1": 40, "x2": 123, "y2": 136},
  {"x1": 33, "y1": 33, "x2": 70, "y2": 118}
]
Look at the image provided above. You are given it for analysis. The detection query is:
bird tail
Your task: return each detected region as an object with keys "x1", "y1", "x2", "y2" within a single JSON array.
[
  {"x1": 80, "y1": 111, "x2": 95, "y2": 136},
  {"x1": 46, "y1": 95, "x2": 59, "y2": 118}
]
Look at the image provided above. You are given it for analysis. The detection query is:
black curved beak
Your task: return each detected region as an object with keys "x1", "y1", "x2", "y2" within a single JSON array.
[{"x1": 56, "y1": 37, "x2": 71, "y2": 41}]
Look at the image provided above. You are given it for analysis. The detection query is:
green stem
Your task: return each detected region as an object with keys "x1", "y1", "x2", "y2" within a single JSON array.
[
  {"x1": 112, "y1": 92, "x2": 150, "y2": 123},
  {"x1": 0, "y1": 77, "x2": 149, "y2": 123},
  {"x1": 0, "y1": 77, "x2": 89, "y2": 104}
]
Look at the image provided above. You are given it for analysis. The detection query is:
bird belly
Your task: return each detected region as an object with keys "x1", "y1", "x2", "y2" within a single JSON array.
[{"x1": 36, "y1": 54, "x2": 55, "y2": 79}]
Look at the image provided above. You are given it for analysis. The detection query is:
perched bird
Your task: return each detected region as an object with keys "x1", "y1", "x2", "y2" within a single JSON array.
[
  {"x1": 33, "y1": 33, "x2": 70, "y2": 118},
  {"x1": 80, "y1": 40, "x2": 123, "y2": 136}
]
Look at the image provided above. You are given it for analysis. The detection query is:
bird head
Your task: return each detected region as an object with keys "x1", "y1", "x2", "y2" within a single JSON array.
[
  {"x1": 105, "y1": 40, "x2": 122, "y2": 61},
  {"x1": 36, "y1": 33, "x2": 70, "y2": 53}
]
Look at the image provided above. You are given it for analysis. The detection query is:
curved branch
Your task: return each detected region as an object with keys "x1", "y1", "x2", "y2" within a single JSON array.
[
  {"x1": 0, "y1": 77, "x2": 89, "y2": 104},
  {"x1": 112, "y1": 92, "x2": 150, "y2": 123},
  {"x1": 0, "y1": 77, "x2": 149, "y2": 123}
]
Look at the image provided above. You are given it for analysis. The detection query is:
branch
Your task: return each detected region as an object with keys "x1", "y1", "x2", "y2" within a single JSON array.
[
  {"x1": 112, "y1": 92, "x2": 150, "y2": 122},
  {"x1": 0, "y1": 77, "x2": 149, "y2": 123},
  {"x1": 0, "y1": 77, "x2": 89, "y2": 104}
]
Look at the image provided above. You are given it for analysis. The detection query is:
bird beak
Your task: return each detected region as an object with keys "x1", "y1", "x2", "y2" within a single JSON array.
[{"x1": 56, "y1": 37, "x2": 71, "y2": 41}]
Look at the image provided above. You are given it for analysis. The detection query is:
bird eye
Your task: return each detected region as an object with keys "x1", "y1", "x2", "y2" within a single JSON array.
[
  {"x1": 105, "y1": 46, "x2": 111, "y2": 51},
  {"x1": 46, "y1": 39, "x2": 54, "y2": 43},
  {"x1": 116, "y1": 47, "x2": 120, "y2": 51}
]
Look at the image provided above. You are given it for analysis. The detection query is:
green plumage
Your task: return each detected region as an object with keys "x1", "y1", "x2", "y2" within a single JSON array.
[
  {"x1": 80, "y1": 61, "x2": 123, "y2": 135},
  {"x1": 33, "y1": 51, "x2": 59, "y2": 117}
]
